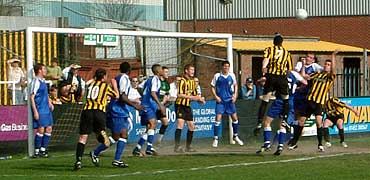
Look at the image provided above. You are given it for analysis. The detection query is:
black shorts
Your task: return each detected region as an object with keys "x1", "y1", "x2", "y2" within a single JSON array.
[
  {"x1": 156, "y1": 109, "x2": 166, "y2": 119},
  {"x1": 79, "y1": 109, "x2": 106, "y2": 135},
  {"x1": 325, "y1": 114, "x2": 344, "y2": 125},
  {"x1": 175, "y1": 104, "x2": 193, "y2": 121},
  {"x1": 300, "y1": 100, "x2": 323, "y2": 117},
  {"x1": 263, "y1": 74, "x2": 289, "y2": 96}
]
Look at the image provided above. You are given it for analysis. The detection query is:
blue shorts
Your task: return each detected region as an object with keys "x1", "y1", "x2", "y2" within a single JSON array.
[
  {"x1": 216, "y1": 101, "x2": 236, "y2": 115},
  {"x1": 139, "y1": 107, "x2": 157, "y2": 126},
  {"x1": 33, "y1": 113, "x2": 53, "y2": 129},
  {"x1": 266, "y1": 99, "x2": 295, "y2": 124},
  {"x1": 107, "y1": 117, "x2": 130, "y2": 134}
]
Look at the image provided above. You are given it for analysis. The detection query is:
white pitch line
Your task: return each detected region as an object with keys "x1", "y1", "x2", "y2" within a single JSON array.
[{"x1": 1, "y1": 152, "x2": 369, "y2": 178}]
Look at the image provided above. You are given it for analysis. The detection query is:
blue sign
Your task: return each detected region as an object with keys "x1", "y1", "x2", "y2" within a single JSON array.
[
  {"x1": 328, "y1": 97, "x2": 370, "y2": 135},
  {"x1": 127, "y1": 100, "x2": 218, "y2": 143}
]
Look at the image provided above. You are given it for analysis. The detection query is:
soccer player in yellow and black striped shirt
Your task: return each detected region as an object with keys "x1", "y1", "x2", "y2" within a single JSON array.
[
  {"x1": 289, "y1": 50, "x2": 338, "y2": 152},
  {"x1": 256, "y1": 33, "x2": 293, "y2": 136},
  {"x1": 74, "y1": 68, "x2": 118, "y2": 171},
  {"x1": 174, "y1": 64, "x2": 205, "y2": 153},
  {"x1": 323, "y1": 97, "x2": 359, "y2": 148}
]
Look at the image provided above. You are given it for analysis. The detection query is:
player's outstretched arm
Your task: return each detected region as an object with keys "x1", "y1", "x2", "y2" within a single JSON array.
[
  {"x1": 331, "y1": 50, "x2": 339, "y2": 75},
  {"x1": 346, "y1": 104, "x2": 360, "y2": 117}
]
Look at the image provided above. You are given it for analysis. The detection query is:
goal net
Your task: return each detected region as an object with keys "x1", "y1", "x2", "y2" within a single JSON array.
[{"x1": 1, "y1": 27, "x2": 233, "y2": 157}]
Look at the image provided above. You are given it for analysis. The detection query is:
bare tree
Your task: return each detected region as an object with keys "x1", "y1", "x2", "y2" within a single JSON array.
[
  {"x1": 0, "y1": 0, "x2": 40, "y2": 16},
  {"x1": 85, "y1": 0, "x2": 144, "y2": 22}
]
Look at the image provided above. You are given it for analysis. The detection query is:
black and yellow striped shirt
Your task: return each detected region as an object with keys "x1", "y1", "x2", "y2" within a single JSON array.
[
  {"x1": 325, "y1": 97, "x2": 346, "y2": 117},
  {"x1": 175, "y1": 76, "x2": 197, "y2": 107},
  {"x1": 60, "y1": 94, "x2": 75, "y2": 103},
  {"x1": 307, "y1": 72, "x2": 335, "y2": 105},
  {"x1": 263, "y1": 45, "x2": 293, "y2": 75},
  {"x1": 83, "y1": 80, "x2": 117, "y2": 112}
]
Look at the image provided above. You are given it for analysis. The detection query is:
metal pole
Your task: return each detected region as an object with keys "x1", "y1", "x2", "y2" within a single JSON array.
[
  {"x1": 227, "y1": 36, "x2": 234, "y2": 144},
  {"x1": 26, "y1": 28, "x2": 34, "y2": 157},
  {"x1": 61, "y1": 0, "x2": 64, "y2": 28},
  {"x1": 364, "y1": 48, "x2": 368, "y2": 96},
  {"x1": 193, "y1": 0, "x2": 197, "y2": 33}
]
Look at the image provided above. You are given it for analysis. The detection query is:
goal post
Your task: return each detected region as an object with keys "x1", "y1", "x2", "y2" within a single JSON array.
[{"x1": 25, "y1": 27, "x2": 234, "y2": 157}]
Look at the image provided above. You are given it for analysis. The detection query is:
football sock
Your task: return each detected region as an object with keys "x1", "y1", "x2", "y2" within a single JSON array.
[
  {"x1": 94, "y1": 143, "x2": 108, "y2": 156},
  {"x1": 317, "y1": 127, "x2": 323, "y2": 146},
  {"x1": 213, "y1": 121, "x2": 221, "y2": 138},
  {"x1": 41, "y1": 133, "x2": 51, "y2": 150},
  {"x1": 278, "y1": 129, "x2": 286, "y2": 147},
  {"x1": 146, "y1": 129, "x2": 155, "y2": 151},
  {"x1": 34, "y1": 133, "x2": 43, "y2": 150},
  {"x1": 136, "y1": 133, "x2": 148, "y2": 150},
  {"x1": 338, "y1": 128, "x2": 344, "y2": 143},
  {"x1": 186, "y1": 130, "x2": 194, "y2": 148},
  {"x1": 114, "y1": 138, "x2": 127, "y2": 161},
  {"x1": 323, "y1": 128, "x2": 330, "y2": 142},
  {"x1": 175, "y1": 129, "x2": 182, "y2": 147},
  {"x1": 263, "y1": 127, "x2": 272, "y2": 147},
  {"x1": 76, "y1": 142, "x2": 85, "y2": 161},
  {"x1": 159, "y1": 124, "x2": 168, "y2": 135},
  {"x1": 232, "y1": 120, "x2": 239, "y2": 135}
]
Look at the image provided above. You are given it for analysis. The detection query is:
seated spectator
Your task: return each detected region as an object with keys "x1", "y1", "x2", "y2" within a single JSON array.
[
  {"x1": 7, "y1": 58, "x2": 26, "y2": 105},
  {"x1": 128, "y1": 77, "x2": 141, "y2": 104},
  {"x1": 49, "y1": 85, "x2": 62, "y2": 105},
  {"x1": 255, "y1": 77, "x2": 266, "y2": 100},
  {"x1": 241, "y1": 77, "x2": 256, "y2": 100},
  {"x1": 46, "y1": 58, "x2": 62, "y2": 87},
  {"x1": 62, "y1": 64, "x2": 85, "y2": 103}
]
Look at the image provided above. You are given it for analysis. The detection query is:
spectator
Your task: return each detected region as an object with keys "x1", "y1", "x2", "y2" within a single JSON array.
[
  {"x1": 194, "y1": 77, "x2": 202, "y2": 97},
  {"x1": 62, "y1": 64, "x2": 85, "y2": 103},
  {"x1": 46, "y1": 58, "x2": 62, "y2": 87},
  {"x1": 7, "y1": 58, "x2": 26, "y2": 105},
  {"x1": 128, "y1": 77, "x2": 141, "y2": 104},
  {"x1": 169, "y1": 75, "x2": 182, "y2": 101},
  {"x1": 49, "y1": 85, "x2": 62, "y2": 105},
  {"x1": 241, "y1": 77, "x2": 256, "y2": 100},
  {"x1": 255, "y1": 77, "x2": 266, "y2": 100}
]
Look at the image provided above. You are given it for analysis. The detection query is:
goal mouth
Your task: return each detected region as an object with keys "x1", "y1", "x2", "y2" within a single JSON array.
[{"x1": 23, "y1": 27, "x2": 234, "y2": 157}]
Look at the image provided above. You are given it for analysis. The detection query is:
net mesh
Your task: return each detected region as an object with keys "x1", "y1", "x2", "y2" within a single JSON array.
[{"x1": 0, "y1": 30, "x2": 230, "y2": 156}]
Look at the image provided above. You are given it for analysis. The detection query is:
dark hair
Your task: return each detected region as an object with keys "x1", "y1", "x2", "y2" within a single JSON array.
[
  {"x1": 120, "y1": 62, "x2": 131, "y2": 73},
  {"x1": 94, "y1": 68, "x2": 106, "y2": 80},
  {"x1": 162, "y1": 66, "x2": 169, "y2": 70},
  {"x1": 50, "y1": 85, "x2": 58, "y2": 92},
  {"x1": 33, "y1": 63, "x2": 44, "y2": 74},
  {"x1": 151, "y1": 64, "x2": 162, "y2": 74},
  {"x1": 51, "y1": 57, "x2": 58, "y2": 63},
  {"x1": 273, "y1": 35, "x2": 283, "y2": 46},
  {"x1": 325, "y1": 59, "x2": 332, "y2": 63},
  {"x1": 183, "y1": 64, "x2": 194, "y2": 73},
  {"x1": 221, "y1": 61, "x2": 230, "y2": 66}
]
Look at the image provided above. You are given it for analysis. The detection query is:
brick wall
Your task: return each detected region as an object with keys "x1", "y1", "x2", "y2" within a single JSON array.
[{"x1": 180, "y1": 16, "x2": 370, "y2": 49}]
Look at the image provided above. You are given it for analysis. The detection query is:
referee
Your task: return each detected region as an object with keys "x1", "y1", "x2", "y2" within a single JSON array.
[{"x1": 255, "y1": 33, "x2": 293, "y2": 135}]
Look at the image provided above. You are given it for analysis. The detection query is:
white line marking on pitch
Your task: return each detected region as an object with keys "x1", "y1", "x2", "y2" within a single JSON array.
[{"x1": 1, "y1": 152, "x2": 369, "y2": 178}]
